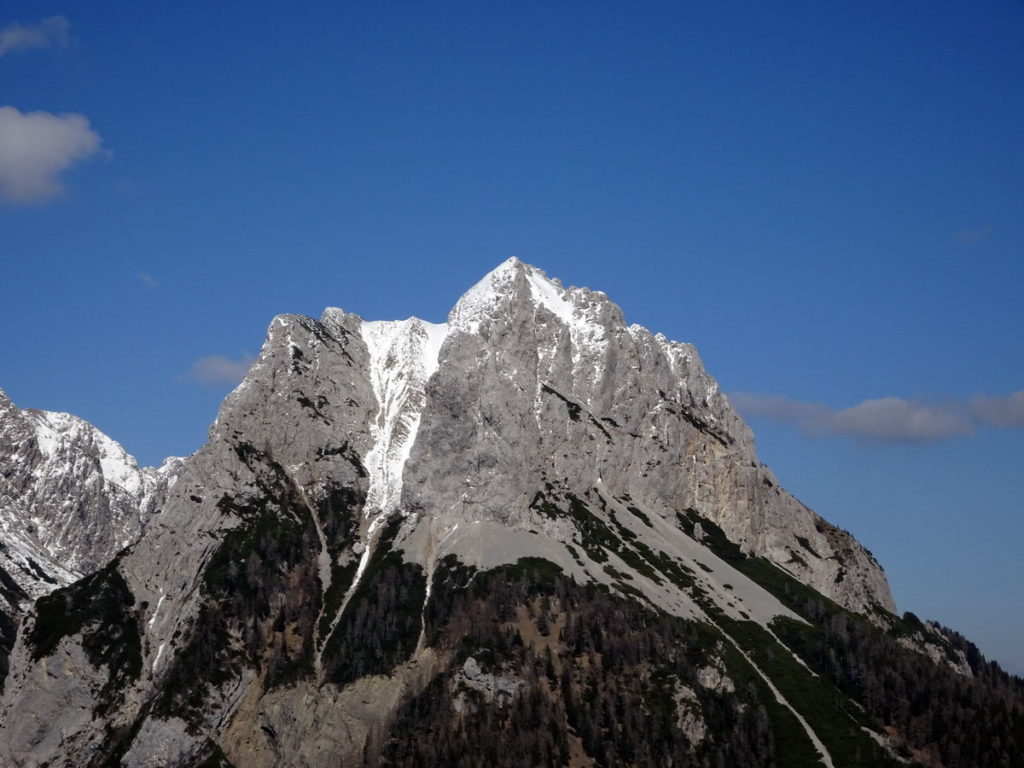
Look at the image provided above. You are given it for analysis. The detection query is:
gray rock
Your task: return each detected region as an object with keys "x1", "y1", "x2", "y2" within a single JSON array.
[
  {"x1": 0, "y1": 387, "x2": 181, "y2": 596},
  {"x1": 451, "y1": 656, "x2": 523, "y2": 714},
  {"x1": 0, "y1": 259, "x2": 901, "y2": 766},
  {"x1": 403, "y1": 259, "x2": 893, "y2": 614}
]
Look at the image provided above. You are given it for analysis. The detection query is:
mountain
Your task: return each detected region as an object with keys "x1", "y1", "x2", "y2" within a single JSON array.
[
  {"x1": 0, "y1": 390, "x2": 182, "y2": 580},
  {"x1": 0, "y1": 387, "x2": 182, "y2": 694},
  {"x1": 0, "y1": 259, "x2": 1021, "y2": 767}
]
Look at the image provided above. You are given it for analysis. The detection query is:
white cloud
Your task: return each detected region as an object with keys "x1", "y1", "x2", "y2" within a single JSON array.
[
  {"x1": 187, "y1": 354, "x2": 255, "y2": 386},
  {"x1": 728, "y1": 393, "x2": 825, "y2": 425},
  {"x1": 825, "y1": 397, "x2": 973, "y2": 441},
  {"x1": 0, "y1": 16, "x2": 70, "y2": 57},
  {"x1": 0, "y1": 106, "x2": 102, "y2": 204},
  {"x1": 731, "y1": 392, "x2": 988, "y2": 442},
  {"x1": 138, "y1": 272, "x2": 159, "y2": 289},
  {"x1": 971, "y1": 391, "x2": 1024, "y2": 429}
]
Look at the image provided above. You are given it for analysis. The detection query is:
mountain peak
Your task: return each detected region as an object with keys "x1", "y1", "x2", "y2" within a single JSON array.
[
  {"x1": 0, "y1": 390, "x2": 183, "y2": 605},
  {"x1": 447, "y1": 258, "x2": 617, "y2": 340},
  {"x1": 5, "y1": 262, "x2": 1011, "y2": 768},
  {"x1": 448, "y1": 257, "x2": 530, "y2": 332}
]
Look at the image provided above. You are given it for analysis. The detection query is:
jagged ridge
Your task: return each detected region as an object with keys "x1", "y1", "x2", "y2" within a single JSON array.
[{"x1": 0, "y1": 260, "x2": 1019, "y2": 768}]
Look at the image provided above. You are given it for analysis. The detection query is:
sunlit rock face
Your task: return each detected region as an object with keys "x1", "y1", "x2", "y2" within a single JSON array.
[
  {"x1": 0, "y1": 387, "x2": 182, "y2": 592},
  {"x1": 0, "y1": 260, "x2": 917, "y2": 768},
  {"x1": 404, "y1": 258, "x2": 892, "y2": 614}
]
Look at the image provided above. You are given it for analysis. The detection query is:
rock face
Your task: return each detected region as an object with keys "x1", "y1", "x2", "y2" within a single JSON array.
[
  {"x1": 401, "y1": 260, "x2": 892, "y2": 614},
  {"x1": 0, "y1": 260, "x2": 1019, "y2": 768},
  {"x1": 0, "y1": 388, "x2": 182, "y2": 697},
  {"x1": 0, "y1": 388, "x2": 180, "y2": 590}
]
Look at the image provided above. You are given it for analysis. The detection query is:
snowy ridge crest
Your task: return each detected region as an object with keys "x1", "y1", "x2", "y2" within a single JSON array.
[
  {"x1": 0, "y1": 388, "x2": 183, "y2": 596},
  {"x1": 359, "y1": 317, "x2": 448, "y2": 515},
  {"x1": 27, "y1": 410, "x2": 147, "y2": 496},
  {"x1": 448, "y1": 257, "x2": 618, "y2": 385},
  {"x1": 449, "y1": 256, "x2": 587, "y2": 333}
]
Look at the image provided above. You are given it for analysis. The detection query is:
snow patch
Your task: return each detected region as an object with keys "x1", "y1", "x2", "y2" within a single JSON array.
[
  {"x1": 360, "y1": 317, "x2": 448, "y2": 514},
  {"x1": 148, "y1": 593, "x2": 166, "y2": 628},
  {"x1": 525, "y1": 268, "x2": 575, "y2": 326},
  {"x1": 448, "y1": 257, "x2": 522, "y2": 333},
  {"x1": 28, "y1": 410, "x2": 145, "y2": 495},
  {"x1": 152, "y1": 642, "x2": 165, "y2": 672},
  {"x1": 0, "y1": 524, "x2": 79, "y2": 598},
  {"x1": 449, "y1": 258, "x2": 610, "y2": 383},
  {"x1": 30, "y1": 412, "x2": 65, "y2": 457},
  {"x1": 93, "y1": 430, "x2": 144, "y2": 495}
]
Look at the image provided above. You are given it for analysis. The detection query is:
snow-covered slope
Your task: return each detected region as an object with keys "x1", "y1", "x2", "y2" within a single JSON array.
[
  {"x1": 0, "y1": 388, "x2": 181, "y2": 596},
  {"x1": 359, "y1": 317, "x2": 448, "y2": 515}
]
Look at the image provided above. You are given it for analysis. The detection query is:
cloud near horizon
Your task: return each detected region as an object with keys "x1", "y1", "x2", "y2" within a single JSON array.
[
  {"x1": 730, "y1": 390, "x2": 1024, "y2": 442},
  {"x1": 0, "y1": 106, "x2": 102, "y2": 204},
  {"x1": 187, "y1": 354, "x2": 255, "y2": 386},
  {"x1": 0, "y1": 16, "x2": 69, "y2": 58},
  {"x1": 971, "y1": 391, "x2": 1024, "y2": 429}
]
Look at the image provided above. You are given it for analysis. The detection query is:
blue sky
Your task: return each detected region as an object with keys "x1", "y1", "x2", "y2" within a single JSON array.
[{"x1": 1, "y1": 2, "x2": 1022, "y2": 671}]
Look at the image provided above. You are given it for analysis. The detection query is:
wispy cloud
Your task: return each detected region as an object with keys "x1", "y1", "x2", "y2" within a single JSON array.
[
  {"x1": 138, "y1": 272, "x2": 158, "y2": 289},
  {"x1": 0, "y1": 16, "x2": 69, "y2": 57},
  {"x1": 0, "y1": 106, "x2": 102, "y2": 204},
  {"x1": 187, "y1": 354, "x2": 254, "y2": 386},
  {"x1": 731, "y1": 390, "x2": 1023, "y2": 443},
  {"x1": 971, "y1": 391, "x2": 1024, "y2": 429},
  {"x1": 953, "y1": 224, "x2": 993, "y2": 245},
  {"x1": 823, "y1": 397, "x2": 973, "y2": 441}
]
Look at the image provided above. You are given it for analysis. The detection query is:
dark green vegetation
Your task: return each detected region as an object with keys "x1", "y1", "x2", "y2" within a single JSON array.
[
  {"x1": 772, "y1": 610, "x2": 1024, "y2": 768},
  {"x1": 158, "y1": 441, "x2": 364, "y2": 725},
  {"x1": 531, "y1": 489, "x2": 683, "y2": 589},
  {"x1": 676, "y1": 507, "x2": 1024, "y2": 768},
  {"x1": 0, "y1": 606, "x2": 15, "y2": 693},
  {"x1": 314, "y1": 441, "x2": 368, "y2": 477},
  {"x1": 92, "y1": 442, "x2": 366, "y2": 766},
  {"x1": 383, "y1": 556, "x2": 819, "y2": 768},
  {"x1": 517, "y1": 493, "x2": 1024, "y2": 766},
  {"x1": 320, "y1": 517, "x2": 427, "y2": 686},
  {"x1": 717, "y1": 617, "x2": 889, "y2": 768},
  {"x1": 526, "y1": 490, "x2": 895, "y2": 764},
  {"x1": 191, "y1": 742, "x2": 237, "y2": 768},
  {"x1": 795, "y1": 536, "x2": 821, "y2": 559},
  {"x1": 13, "y1": 442, "x2": 1019, "y2": 768},
  {"x1": 0, "y1": 555, "x2": 28, "y2": 693},
  {"x1": 27, "y1": 557, "x2": 141, "y2": 716},
  {"x1": 625, "y1": 504, "x2": 653, "y2": 527},
  {"x1": 534, "y1": 494, "x2": 893, "y2": 765},
  {"x1": 676, "y1": 508, "x2": 851, "y2": 622},
  {"x1": 315, "y1": 485, "x2": 364, "y2": 645},
  {"x1": 532, "y1": 491, "x2": 617, "y2": 565}
]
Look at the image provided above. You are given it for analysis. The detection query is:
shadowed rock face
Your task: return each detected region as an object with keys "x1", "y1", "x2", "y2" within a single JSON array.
[
  {"x1": 0, "y1": 387, "x2": 183, "y2": 709},
  {"x1": 0, "y1": 260, "x2": 928, "y2": 768},
  {"x1": 0, "y1": 308, "x2": 382, "y2": 765}
]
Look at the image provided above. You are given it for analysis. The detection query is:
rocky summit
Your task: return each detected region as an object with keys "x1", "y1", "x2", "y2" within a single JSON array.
[{"x1": 0, "y1": 259, "x2": 1020, "y2": 767}]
